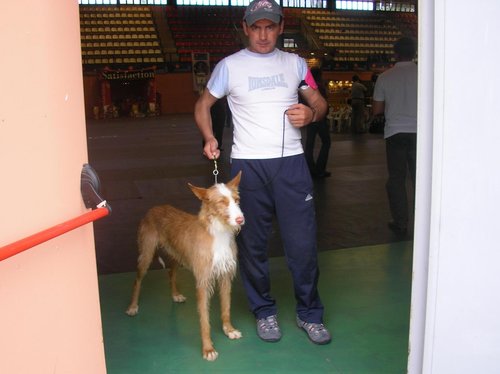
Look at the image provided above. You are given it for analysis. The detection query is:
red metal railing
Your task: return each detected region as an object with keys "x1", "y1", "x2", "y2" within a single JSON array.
[{"x1": 0, "y1": 207, "x2": 110, "y2": 262}]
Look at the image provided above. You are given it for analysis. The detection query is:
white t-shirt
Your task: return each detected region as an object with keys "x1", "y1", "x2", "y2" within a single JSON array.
[
  {"x1": 207, "y1": 48, "x2": 309, "y2": 159},
  {"x1": 373, "y1": 61, "x2": 418, "y2": 138}
]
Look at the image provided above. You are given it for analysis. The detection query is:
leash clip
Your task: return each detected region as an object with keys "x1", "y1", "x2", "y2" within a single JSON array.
[{"x1": 212, "y1": 154, "x2": 219, "y2": 184}]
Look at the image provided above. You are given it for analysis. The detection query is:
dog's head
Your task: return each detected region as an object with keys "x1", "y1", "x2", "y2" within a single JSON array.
[{"x1": 188, "y1": 171, "x2": 245, "y2": 231}]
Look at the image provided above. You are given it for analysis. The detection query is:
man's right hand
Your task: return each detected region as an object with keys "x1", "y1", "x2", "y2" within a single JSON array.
[{"x1": 203, "y1": 137, "x2": 220, "y2": 160}]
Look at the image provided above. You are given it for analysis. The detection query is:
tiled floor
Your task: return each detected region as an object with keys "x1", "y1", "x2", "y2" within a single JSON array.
[{"x1": 87, "y1": 115, "x2": 413, "y2": 275}]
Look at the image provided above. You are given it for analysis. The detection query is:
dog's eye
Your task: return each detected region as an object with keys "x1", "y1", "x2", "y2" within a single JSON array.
[{"x1": 217, "y1": 198, "x2": 229, "y2": 206}]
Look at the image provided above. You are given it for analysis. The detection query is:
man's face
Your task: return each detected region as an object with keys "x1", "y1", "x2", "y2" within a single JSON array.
[{"x1": 243, "y1": 18, "x2": 284, "y2": 54}]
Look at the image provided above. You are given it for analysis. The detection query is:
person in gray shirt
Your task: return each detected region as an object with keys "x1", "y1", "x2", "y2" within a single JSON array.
[{"x1": 372, "y1": 37, "x2": 417, "y2": 235}]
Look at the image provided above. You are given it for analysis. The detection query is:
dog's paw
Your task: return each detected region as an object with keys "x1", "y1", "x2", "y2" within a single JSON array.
[
  {"x1": 125, "y1": 305, "x2": 139, "y2": 316},
  {"x1": 172, "y1": 294, "x2": 186, "y2": 303},
  {"x1": 203, "y1": 348, "x2": 219, "y2": 361},
  {"x1": 223, "y1": 326, "x2": 242, "y2": 340}
]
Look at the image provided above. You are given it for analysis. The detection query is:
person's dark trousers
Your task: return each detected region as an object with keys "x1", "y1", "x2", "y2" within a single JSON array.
[
  {"x1": 385, "y1": 133, "x2": 417, "y2": 229},
  {"x1": 202, "y1": 103, "x2": 226, "y2": 149},
  {"x1": 231, "y1": 155, "x2": 325, "y2": 323},
  {"x1": 305, "y1": 120, "x2": 331, "y2": 176},
  {"x1": 351, "y1": 99, "x2": 365, "y2": 133},
  {"x1": 211, "y1": 103, "x2": 226, "y2": 148}
]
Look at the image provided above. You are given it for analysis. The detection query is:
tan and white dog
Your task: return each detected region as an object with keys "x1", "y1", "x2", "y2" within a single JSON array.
[{"x1": 125, "y1": 171, "x2": 244, "y2": 361}]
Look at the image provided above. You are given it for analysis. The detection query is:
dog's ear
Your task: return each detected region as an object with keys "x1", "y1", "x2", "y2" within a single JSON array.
[
  {"x1": 188, "y1": 183, "x2": 208, "y2": 201},
  {"x1": 226, "y1": 170, "x2": 242, "y2": 190}
]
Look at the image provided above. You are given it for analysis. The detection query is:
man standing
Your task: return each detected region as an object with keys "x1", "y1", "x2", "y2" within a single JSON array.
[
  {"x1": 350, "y1": 75, "x2": 367, "y2": 133},
  {"x1": 194, "y1": 0, "x2": 331, "y2": 345},
  {"x1": 372, "y1": 37, "x2": 418, "y2": 235}
]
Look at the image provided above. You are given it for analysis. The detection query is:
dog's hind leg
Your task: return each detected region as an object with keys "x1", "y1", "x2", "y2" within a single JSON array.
[
  {"x1": 196, "y1": 285, "x2": 218, "y2": 361},
  {"x1": 125, "y1": 228, "x2": 157, "y2": 316},
  {"x1": 219, "y1": 275, "x2": 242, "y2": 340},
  {"x1": 164, "y1": 257, "x2": 186, "y2": 303}
]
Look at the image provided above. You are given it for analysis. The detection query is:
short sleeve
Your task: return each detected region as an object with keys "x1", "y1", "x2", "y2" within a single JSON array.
[
  {"x1": 206, "y1": 60, "x2": 229, "y2": 99},
  {"x1": 373, "y1": 78, "x2": 385, "y2": 102}
]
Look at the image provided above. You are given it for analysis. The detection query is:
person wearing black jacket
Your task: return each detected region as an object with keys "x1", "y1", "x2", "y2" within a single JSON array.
[{"x1": 304, "y1": 68, "x2": 332, "y2": 178}]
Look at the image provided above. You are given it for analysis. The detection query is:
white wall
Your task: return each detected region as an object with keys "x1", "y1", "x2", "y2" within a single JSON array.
[
  {"x1": 410, "y1": 1, "x2": 500, "y2": 373},
  {"x1": 0, "y1": 1, "x2": 107, "y2": 373}
]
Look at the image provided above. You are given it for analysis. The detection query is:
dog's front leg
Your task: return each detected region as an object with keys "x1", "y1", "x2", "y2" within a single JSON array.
[
  {"x1": 196, "y1": 285, "x2": 218, "y2": 361},
  {"x1": 219, "y1": 275, "x2": 242, "y2": 340}
]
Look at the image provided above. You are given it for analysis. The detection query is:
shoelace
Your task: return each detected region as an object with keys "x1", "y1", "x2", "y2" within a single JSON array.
[
  {"x1": 306, "y1": 323, "x2": 327, "y2": 334},
  {"x1": 260, "y1": 316, "x2": 279, "y2": 331}
]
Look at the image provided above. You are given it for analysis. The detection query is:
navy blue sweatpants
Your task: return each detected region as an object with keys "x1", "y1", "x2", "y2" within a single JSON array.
[{"x1": 231, "y1": 154, "x2": 325, "y2": 323}]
